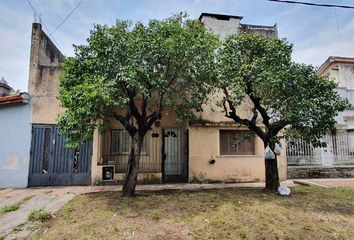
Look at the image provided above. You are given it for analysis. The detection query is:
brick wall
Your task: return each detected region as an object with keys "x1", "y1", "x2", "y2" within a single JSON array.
[{"x1": 288, "y1": 166, "x2": 354, "y2": 179}]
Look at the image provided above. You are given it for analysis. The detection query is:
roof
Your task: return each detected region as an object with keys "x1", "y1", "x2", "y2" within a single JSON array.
[
  {"x1": 0, "y1": 81, "x2": 11, "y2": 90},
  {"x1": 199, "y1": 12, "x2": 243, "y2": 21},
  {"x1": 318, "y1": 56, "x2": 354, "y2": 75},
  {"x1": 0, "y1": 93, "x2": 30, "y2": 106},
  {"x1": 240, "y1": 23, "x2": 277, "y2": 31}
]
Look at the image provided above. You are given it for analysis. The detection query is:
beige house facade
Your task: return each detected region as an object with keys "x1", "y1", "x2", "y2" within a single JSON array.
[{"x1": 27, "y1": 13, "x2": 287, "y2": 186}]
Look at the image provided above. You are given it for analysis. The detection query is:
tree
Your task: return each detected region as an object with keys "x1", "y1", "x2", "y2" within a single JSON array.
[
  {"x1": 217, "y1": 33, "x2": 348, "y2": 191},
  {"x1": 58, "y1": 13, "x2": 219, "y2": 197}
]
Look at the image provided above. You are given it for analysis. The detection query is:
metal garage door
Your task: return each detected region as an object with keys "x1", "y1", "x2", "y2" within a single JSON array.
[{"x1": 28, "y1": 124, "x2": 92, "y2": 186}]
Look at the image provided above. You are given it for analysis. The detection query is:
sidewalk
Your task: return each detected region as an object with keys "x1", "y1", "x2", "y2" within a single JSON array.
[
  {"x1": 292, "y1": 178, "x2": 354, "y2": 188},
  {"x1": 0, "y1": 180, "x2": 295, "y2": 198}
]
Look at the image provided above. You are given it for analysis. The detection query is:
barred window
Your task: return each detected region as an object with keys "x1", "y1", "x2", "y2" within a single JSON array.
[
  {"x1": 111, "y1": 130, "x2": 149, "y2": 155},
  {"x1": 220, "y1": 130, "x2": 255, "y2": 155}
]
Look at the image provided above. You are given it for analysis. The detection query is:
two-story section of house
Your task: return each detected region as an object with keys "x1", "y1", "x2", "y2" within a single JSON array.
[
  {"x1": 27, "y1": 13, "x2": 287, "y2": 186},
  {"x1": 93, "y1": 13, "x2": 286, "y2": 184},
  {"x1": 183, "y1": 13, "x2": 285, "y2": 183},
  {"x1": 318, "y1": 56, "x2": 354, "y2": 130}
]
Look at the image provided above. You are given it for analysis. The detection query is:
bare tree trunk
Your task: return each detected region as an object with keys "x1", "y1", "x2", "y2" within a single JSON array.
[
  {"x1": 265, "y1": 154, "x2": 279, "y2": 191},
  {"x1": 264, "y1": 141, "x2": 280, "y2": 191},
  {"x1": 122, "y1": 134, "x2": 144, "y2": 197}
]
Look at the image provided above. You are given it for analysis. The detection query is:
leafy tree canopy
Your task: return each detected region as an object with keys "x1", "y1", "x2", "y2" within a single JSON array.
[
  {"x1": 58, "y1": 13, "x2": 219, "y2": 148},
  {"x1": 218, "y1": 33, "x2": 349, "y2": 147}
]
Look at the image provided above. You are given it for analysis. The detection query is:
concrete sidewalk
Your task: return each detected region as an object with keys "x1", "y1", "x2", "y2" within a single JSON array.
[
  {"x1": 0, "y1": 192, "x2": 75, "y2": 240},
  {"x1": 0, "y1": 180, "x2": 295, "y2": 198},
  {"x1": 293, "y1": 178, "x2": 354, "y2": 188}
]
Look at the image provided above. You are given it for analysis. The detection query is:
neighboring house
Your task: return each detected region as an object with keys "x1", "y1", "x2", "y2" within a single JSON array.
[
  {"x1": 287, "y1": 56, "x2": 354, "y2": 178},
  {"x1": 0, "y1": 79, "x2": 31, "y2": 188},
  {"x1": 27, "y1": 13, "x2": 287, "y2": 186},
  {"x1": 27, "y1": 23, "x2": 92, "y2": 186}
]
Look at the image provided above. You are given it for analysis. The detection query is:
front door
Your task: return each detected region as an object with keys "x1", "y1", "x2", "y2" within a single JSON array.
[
  {"x1": 162, "y1": 128, "x2": 187, "y2": 183},
  {"x1": 321, "y1": 135, "x2": 334, "y2": 166},
  {"x1": 28, "y1": 125, "x2": 92, "y2": 186}
]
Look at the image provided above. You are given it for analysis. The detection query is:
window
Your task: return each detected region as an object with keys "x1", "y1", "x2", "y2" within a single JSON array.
[
  {"x1": 220, "y1": 130, "x2": 255, "y2": 155},
  {"x1": 111, "y1": 130, "x2": 149, "y2": 155}
]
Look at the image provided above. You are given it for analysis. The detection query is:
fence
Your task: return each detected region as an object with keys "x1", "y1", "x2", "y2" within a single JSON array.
[
  {"x1": 286, "y1": 134, "x2": 354, "y2": 166},
  {"x1": 101, "y1": 128, "x2": 161, "y2": 173}
]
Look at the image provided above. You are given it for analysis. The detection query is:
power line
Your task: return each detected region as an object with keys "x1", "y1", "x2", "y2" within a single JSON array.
[
  {"x1": 267, "y1": 0, "x2": 354, "y2": 9},
  {"x1": 25, "y1": 0, "x2": 48, "y2": 31},
  {"x1": 25, "y1": 0, "x2": 66, "y2": 55},
  {"x1": 332, "y1": 0, "x2": 344, "y2": 55},
  {"x1": 50, "y1": 0, "x2": 84, "y2": 36}
]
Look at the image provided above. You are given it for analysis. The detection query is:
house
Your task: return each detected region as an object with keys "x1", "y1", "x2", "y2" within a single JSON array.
[
  {"x1": 27, "y1": 23, "x2": 92, "y2": 186},
  {"x1": 26, "y1": 13, "x2": 287, "y2": 186},
  {"x1": 0, "y1": 78, "x2": 31, "y2": 188},
  {"x1": 286, "y1": 56, "x2": 354, "y2": 178}
]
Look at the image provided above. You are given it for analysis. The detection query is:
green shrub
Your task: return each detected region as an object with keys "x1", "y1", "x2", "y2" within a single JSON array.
[
  {"x1": 0, "y1": 196, "x2": 33, "y2": 215},
  {"x1": 28, "y1": 209, "x2": 52, "y2": 222},
  {"x1": 0, "y1": 204, "x2": 20, "y2": 213}
]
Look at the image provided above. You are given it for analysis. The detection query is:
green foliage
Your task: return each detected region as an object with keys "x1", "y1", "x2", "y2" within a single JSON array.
[
  {"x1": 28, "y1": 209, "x2": 52, "y2": 222},
  {"x1": 150, "y1": 210, "x2": 162, "y2": 221},
  {"x1": 58, "y1": 13, "x2": 219, "y2": 147},
  {"x1": 0, "y1": 196, "x2": 33, "y2": 215},
  {"x1": 0, "y1": 204, "x2": 19, "y2": 213},
  {"x1": 218, "y1": 33, "x2": 349, "y2": 145}
]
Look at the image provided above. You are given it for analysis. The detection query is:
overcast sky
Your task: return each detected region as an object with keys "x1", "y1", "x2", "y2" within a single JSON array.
[{"x1": 1, "y1": 0, "x2": 354, "y2": 91}]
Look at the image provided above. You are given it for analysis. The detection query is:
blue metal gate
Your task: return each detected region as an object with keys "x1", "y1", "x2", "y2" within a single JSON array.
[{"x1": 28, "y1": 124, "x2": 92, "y2": 186}]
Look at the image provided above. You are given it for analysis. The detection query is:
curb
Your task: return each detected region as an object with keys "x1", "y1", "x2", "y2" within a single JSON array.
[{"x1": 292, "y1": 179, "x2": 331, "y2": 188}]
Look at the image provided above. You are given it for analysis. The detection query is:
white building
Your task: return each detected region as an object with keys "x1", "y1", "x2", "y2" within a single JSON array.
[{"x1": 287, "y1": 56, "x2": 354, "y2": 178}]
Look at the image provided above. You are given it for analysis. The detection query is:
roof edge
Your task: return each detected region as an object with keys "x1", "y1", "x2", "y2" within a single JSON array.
[
  {"x1": 0, "y1": 92, "x2": 30, "y2": 106},
  {"x1": 199, "y1": 12, "x2": 243, "y2": 21},
  {"x1": 318, "y1": 56, "x2": 354, "y2": 75},
  {"x1": 240, "y1": 23, "x2": 277, "y2": 31}
]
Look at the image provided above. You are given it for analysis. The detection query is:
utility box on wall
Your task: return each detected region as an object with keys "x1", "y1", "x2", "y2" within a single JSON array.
[{"x1": 102, "y1": 166, "x2": 115, "y2": 181}]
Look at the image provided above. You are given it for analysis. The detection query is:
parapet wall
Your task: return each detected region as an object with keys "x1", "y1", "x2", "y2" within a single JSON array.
[{"x1": 28, "y1": 23, "x2": 64, "y2": 124}]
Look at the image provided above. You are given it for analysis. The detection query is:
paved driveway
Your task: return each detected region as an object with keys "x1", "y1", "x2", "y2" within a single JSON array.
[{"x1": 0, "y1": 190, "x2": 75, "y2": 240}]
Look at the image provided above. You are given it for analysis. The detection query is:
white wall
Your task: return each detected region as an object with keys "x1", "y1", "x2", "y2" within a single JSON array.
[
  {"x1": 200, "y1": 15, "x2": 241, "y2": 40},
  {"x1": 0, "y1": 102, "x2": 31, "y2": 188},
  {"x1": 339, "y1": 64, "x2": 354, "y2": 89}
]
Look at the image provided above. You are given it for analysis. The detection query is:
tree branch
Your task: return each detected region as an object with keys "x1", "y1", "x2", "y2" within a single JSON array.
[
  {"x1": 251, "y1": 107, "x2": 258, "y2": 124},
  {"x1": 128, "y1": 96, "x2": 142, "y2": 123},
  {"x1": 147, "y1": 93, "x2": 164, "y2": 128},
  {"x1": 245, "y1": 81, "x2": 270, "y2": 127},
  {"x1": 269, "y1": 120, "x2": 287, "y2": 136},
  {"x1": 222, "y1": 88, "x2": 266, "y2": 141},
  {"x1": 113, "y1": 112, "x2": 137, "y2": 136},
  {"x1": 141, "y1": 93, "x2": 147, "y2": 119}
]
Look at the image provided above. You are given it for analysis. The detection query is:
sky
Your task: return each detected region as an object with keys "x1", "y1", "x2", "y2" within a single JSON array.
[{"x1": 1, "y1": 0, "x2": 354, "y2": 91}]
